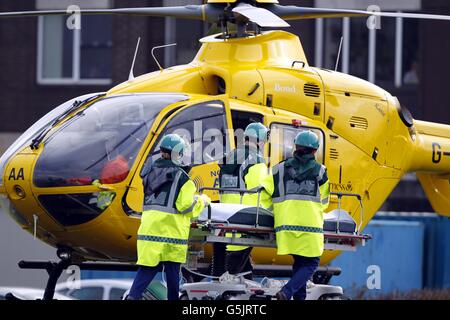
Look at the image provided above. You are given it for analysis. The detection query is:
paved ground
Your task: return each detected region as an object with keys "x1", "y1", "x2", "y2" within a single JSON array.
[{"x1": 0, "y1": 208, "x2": 60, "y2": 288}]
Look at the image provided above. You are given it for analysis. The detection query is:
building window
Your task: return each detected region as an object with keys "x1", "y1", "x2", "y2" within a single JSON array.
[
  {"x1": 376, "y1": 18, "x2": 396, "y2": 87},
  {"x1": 37, "y1": 15, "x2": 112, "y2": 85},
  {"x1": 315, "y1": 2, "x2": 420, "y2": 88},
  {"x1": 321, "y1": 18, "x2": 342, "y2": 71},
  {"x1": 163, "y1": 0, "x2": 207, "y2": 67},
  {"x1": 401, "y1": 19, "x2": 420, "y2": 86},
  {"x1": 142, "y1": 101, "x2": 229, "y2": 170},
  {"x1": 349, "y1": 18, "x2": 368, "y2": 80}
]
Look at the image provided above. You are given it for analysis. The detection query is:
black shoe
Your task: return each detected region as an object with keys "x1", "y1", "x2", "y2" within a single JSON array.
[{"x1": 276, "y1": 291, "x2": 288, "y2": 300}]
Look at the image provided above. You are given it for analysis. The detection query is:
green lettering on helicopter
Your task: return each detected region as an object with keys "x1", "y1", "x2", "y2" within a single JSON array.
[{"x1": 8, "y1": 168, "x2": 24, "y2": 181}]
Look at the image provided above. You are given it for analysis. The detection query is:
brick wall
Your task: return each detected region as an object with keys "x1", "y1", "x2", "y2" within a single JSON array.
[
  {"x1": 0, "y1": 0, "x2": 447, "y2": 133},
  {"x1": 0, "y1": 0, "x2": 163, "y2": 132},
  {"x1": 283, "y1": 0, "x2": 315, "y2": 62},
  {"x1": 420, "y1": 0, "x2": 450, "y2": 124}
]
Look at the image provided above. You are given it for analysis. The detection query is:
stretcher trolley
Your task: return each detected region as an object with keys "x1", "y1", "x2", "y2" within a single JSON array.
[
  {"x1": 190, "y1": 187, "x2": 371, "y2": 252},
  {"x1": 183, "y1": 187, "x2": 372, "y2": 300}
]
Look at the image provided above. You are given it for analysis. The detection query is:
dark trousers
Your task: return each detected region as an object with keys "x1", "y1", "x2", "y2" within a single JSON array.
[
  {"x1": 282, "y1": 255, "x2": 320, "y2": 300},
  {"x1": 225, "y1": 247, "x2": 253, "y2": 280},
  {"x1": 129, "y1": 262, "x2": 181, "y2": 300}
]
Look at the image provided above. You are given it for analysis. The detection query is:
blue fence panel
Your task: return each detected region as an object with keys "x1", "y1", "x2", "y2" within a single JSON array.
[
  {"x1": 330, "y1": 220, "x2": 424, "y2": 297},
  {"x1": 435, "y1": 218, "x2": 450, "y2": 288},
  {"x1": 374, "y1": 213, "x2": 450, "y2": 288}
]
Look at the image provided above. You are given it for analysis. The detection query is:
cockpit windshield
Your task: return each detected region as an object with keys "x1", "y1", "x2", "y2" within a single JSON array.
[
  {"x1": 33, "y1": 93, "x2": 187, "y2": 187},
  {"x1": 0, "y1": 92, "x2": 104, "y2": 187}
]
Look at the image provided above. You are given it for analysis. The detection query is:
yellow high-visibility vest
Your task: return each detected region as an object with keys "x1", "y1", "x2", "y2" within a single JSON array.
[
  {"x1": 137, "y1": 166, "x2": 205, "y2": 267},
  {"x1": 220, "y1": 148, "x2": 274, "y2": 251},
  {"x1": 272, "y1": 159, "x2": 330, "y2": 258}
]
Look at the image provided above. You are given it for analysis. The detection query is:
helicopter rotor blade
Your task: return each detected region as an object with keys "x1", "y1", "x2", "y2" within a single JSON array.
[
  {"x1": 0, "y1": 5, "x2": 217, "y2": 22},
  {"x1": 267, "y1": 4, "x2": 450, "y2": 21},
  {"x1": 232, "y1": 3, "x2": 290, "y2": 28},
  {"x1": 2, "y1": 3, "x2": 450, "y2": 28}
]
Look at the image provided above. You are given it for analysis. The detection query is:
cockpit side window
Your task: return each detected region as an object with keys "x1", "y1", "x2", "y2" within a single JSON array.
[
  {"x1": 230, "y1": 110, "x2": 264, "y2": 147},
  {"x1": 141, "y1": 101, "x2": 229, "y2": 172},
  {"x1": 270, "y1": 123, "x2": 324, "y2": 165}
]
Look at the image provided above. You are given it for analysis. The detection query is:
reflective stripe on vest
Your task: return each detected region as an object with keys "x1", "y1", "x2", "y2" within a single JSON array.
[
  {"x1": 178, "y1": 197, "x2": 199, "y2": 214},
  {"x1": 318, "y1": 165, "x2": 326, "y2": 181},
  {"x1": 275, "y1": 225, "x2": 323, "y2": 234},
  {"x1": 278, "y1": 163, "x2": 285, "y2": 197},
  {"x1": 239, "y1": 154, "x2": 255, "y2": 190},
  {"x1": 272, "y1": 194, "x2": 322, "y2": 204},
  {"x1": 137, "y1": 235, "x2": 188, "y2": 245},
  {"x1": 142, "y1": 205, "x2": 177, "y2": 214},
  {"x1": 142, "y1": 170, "x2": 184, "y2": 214}
]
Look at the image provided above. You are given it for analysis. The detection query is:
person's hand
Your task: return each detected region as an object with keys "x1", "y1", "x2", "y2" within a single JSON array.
[{"x1": 200, "y1": 194, "x2": 211, "y2": 207}]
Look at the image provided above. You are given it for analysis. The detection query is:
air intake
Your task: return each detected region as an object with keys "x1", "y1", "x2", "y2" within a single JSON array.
[
  {"x1": 330, "y1": 148, "x2": 339, "y2": 160},
  {"x1": 304, "y1": 83, "x2": 321, "y2": 97},
  {"x1": 349, "y1": 116, "x2": 368, "y2": 130}
]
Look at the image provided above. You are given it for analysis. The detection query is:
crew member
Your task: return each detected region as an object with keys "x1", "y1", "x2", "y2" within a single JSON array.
[
  {"x1": 127, "y1": 133, "x2": 210, "y2": 300},
  {"x1": 272, "y1": 130, "x2": 330, "y2": 300},
  {"x1": 219, "y1": 122, "x2": 273, "y2": 279}
]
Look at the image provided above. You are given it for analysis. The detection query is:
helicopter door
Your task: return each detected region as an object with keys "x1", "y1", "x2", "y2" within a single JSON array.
[{"x1": 124, "y1": 98, "x2": 232, "y2": 213}]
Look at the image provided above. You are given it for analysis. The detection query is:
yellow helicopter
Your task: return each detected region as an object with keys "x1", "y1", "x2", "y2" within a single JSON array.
[{"x1": 0, "y1": 0, "x2": 449, "y2": 276}]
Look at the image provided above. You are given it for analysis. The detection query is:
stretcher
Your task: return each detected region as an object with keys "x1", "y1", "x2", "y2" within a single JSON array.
[{"x1": 190, "y1": 188, "x2": 371, "y2": 252}]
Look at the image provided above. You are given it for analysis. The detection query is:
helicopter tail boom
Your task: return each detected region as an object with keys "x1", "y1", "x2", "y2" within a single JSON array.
[
  {"x1": 417, "y1": 173, "x2": 450, "y2": 216},
  {"x1": 410, "y1": 120, "x2": 450, "y2": 174},
  {"x1": 409, "y1": 120, "x2": 450, "y2": 216}
]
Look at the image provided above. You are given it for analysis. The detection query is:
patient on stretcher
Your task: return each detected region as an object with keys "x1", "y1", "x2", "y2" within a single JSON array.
[{"x1": 198, "y1": 203, "x2": 357, "y2": 234}]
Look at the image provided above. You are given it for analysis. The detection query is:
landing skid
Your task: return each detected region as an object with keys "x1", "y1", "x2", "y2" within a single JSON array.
[
  {"x1": 16, "y1": 259, "x2": 139, "y2": 300},
  {"x1": 14, "y1": 258, "x2": 342, "y2": 300}
]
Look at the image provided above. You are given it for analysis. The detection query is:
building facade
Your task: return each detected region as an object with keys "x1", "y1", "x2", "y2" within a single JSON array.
[{"x1": 0, "y1": 0, "x2": 449, "y2": 211}]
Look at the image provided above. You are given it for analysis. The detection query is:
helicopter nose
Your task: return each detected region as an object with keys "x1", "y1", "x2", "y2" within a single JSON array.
[
  {"x1": 1, "y1": 149, "x2": 41, "y2": 227},
  {"x1": 3, "y1": 150, "x2": 35, "y2": 200},
  {"x1": 4, "y1": 149, "x2": 119, "y2": 228}
]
